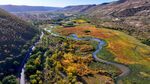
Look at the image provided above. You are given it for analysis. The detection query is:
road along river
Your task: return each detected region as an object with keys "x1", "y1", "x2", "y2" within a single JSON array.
[{"x1": 19, "y1": 32, "x2": 44, "y2": 84}]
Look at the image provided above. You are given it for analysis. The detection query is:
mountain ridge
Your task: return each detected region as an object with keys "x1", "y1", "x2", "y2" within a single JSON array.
[
  {"x1": 0, "y1": 5, "x2": 61, "y2": 12},
  {"x1": 58, "y1": 4, "x2": 96, "y2": 12}
]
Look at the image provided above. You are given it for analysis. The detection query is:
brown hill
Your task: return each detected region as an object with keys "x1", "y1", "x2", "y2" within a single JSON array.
[
  {"x1": 85, "y1": 0, "x2": 150, "y2": 40},
  {"x1": 58, "y1": 5, "x2": 96, "y2": 12},
  {"x1": 59, "y1": 0, "x2": 150, "y2": 44},
  {"x1": 85, "y1": 0, "x2": 150, "y2": 17}
]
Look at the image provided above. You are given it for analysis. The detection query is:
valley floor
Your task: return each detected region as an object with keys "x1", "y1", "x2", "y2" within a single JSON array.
[
  {"x1": 59, "y1": 23, "x2": 150, "y2": 84},
  {"x1": 23, "y1": 17, "x2": 150, "y2": 84}
]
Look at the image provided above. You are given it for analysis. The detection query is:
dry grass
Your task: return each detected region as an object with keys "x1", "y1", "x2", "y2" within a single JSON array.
[
  {"x1": 82, "y1": 74, "x2": 114, "y2": 84},
  {"x1": 140, "y1": 72, "x2": 150, "y2": 77},
  {"x1": 60, "y1": 23, "x2": 150, "y2": 68}
]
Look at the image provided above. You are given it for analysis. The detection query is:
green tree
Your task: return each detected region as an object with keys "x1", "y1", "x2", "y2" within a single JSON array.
[
  {"x1": 25, "y1": 65, "x2": 36, "y2": 77},
  {"x1": 21, "y1": 49, "x2": 27, "y2": 55},
  {"x1": 44, "y1": 51, "x2": 49, "y2": 57},
  {"x1": 13, "y1": 61, "x2": 19, "y2": 65},
  {"x1": 2, "y1": 75, "x2": 18, "y2": 84},
  {"x1": 30, "y1": 79, "x2": 37, "y2": 84},
  {"x1": 29, "y1": 75, "x2": 37, "y2": 80}
]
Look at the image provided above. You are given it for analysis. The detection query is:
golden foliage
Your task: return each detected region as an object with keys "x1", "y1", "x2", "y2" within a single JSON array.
[
  {"x1": 60, "y1": 24, "x2": 150, "y2": 66},
  {"x1": 80, "y1": 45, "x2": 94, "y2": 52},
  {"x1": 76, "y1": 20, "x2": 86, "y2": 24},
  {"x1": 34, "y1": 58, "x2": 40, "y2": 65},
  {"x1": 61, "y1": 53, "x2": 104, "y2": 76},
  {"x1": 140, "y1": 72, "x2": 150, "y2": 77}
]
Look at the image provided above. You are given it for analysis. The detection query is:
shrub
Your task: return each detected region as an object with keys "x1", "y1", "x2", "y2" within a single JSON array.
[
  {"x1": 2, "y1": 75, "x2": 18, "y2": 84},
  {"x1": 64, "y1": 23, "x2": 75, "y2": 27},
  {"x1": 84, "y1": 30, "x2": 91, "y2": 33}
]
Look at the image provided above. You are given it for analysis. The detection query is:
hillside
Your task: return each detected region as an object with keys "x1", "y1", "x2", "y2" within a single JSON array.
[
  {"x1": 0, "y1": 5, "x2": 61, "y2": 12},
  {"x1": 85, "y1": 0, "x2": 150, "y2": 17},
  {"x1": 84, "y1": 0, "x2": 150, "y2": 41},
  {"x1": 59, "y1": 0, "x2": 150, "y2": 43},
  {"x1": 0, "y1": 8, "x2": 39, "y2": 80},
  {"x1": 58, "y1": 4, "x2": 96, "y2": 12},
  {"x1": 14, "y1": 12, "x2": 65, "y2": 22}
]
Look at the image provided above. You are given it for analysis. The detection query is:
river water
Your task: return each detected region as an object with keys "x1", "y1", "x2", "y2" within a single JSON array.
[{"x1": 72, "y1": 34, "x2": 130, "y2": 83}]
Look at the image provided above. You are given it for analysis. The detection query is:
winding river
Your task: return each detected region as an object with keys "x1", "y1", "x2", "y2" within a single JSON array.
[
  {"x1": 19, "y1": 25, "x2": 130, "y2": 84},
  {"x1": 73, "y1": 35, "x2": 130, "y2": 83},
  {"x1": 46, "y1": 25, "x2": 130, "y2": 84}
]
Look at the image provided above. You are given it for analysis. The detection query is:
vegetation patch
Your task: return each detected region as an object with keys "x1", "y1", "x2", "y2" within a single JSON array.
[
  {"x1": 0, "y1": 8, "x2": 39, "y2": 81},
  {"x1": 84, "y1": 30, "x2": 91, "y2": 33},
  {"x1": 60, "y1": 23, "x2": 150, "y2": 84},
  {"x1": 24, "y1": 33, "x2": 115, "y2": 84},
  {"x1": 122, "y1": 64, "x2": 150, "y2": 84}
]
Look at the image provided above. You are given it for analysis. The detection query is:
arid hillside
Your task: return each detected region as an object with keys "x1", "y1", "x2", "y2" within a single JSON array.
[
  {"x1": 59, "y1": 0, "x2": 150, "y2": 43},
  {"x1": 84, "y1": 0, "x2": 150, "y2": 41}
]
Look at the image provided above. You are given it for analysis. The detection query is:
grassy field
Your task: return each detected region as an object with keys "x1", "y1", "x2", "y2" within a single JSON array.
[
  {"x1": 82, "y1": 74, "x2": 114, "y2": 84},
  {"x1": 89, "y1": 61, "x2": 121, "y2": 79},
  {"x1": 59, "y1": 23, "x2": 150, "y2": 84}
]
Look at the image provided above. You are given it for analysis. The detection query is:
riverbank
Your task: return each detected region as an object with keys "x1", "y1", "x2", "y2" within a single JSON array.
[
  {"x1": 19, "y1": 32, "x2": 44, "y2": 84},
  {"x1": 71, "y1": 34, "x2": 130, "y2": 84}
]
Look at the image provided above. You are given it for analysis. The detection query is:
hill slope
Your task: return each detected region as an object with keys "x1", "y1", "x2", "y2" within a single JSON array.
[
  {"x1": 81, "y1": 0, "x2": 150, "y2": 42},
  {"x1": 84, "y1": 0, "x2": 150, "y2": 17},
  {"x1": 59, "y1": 0, "x2": 150, "y2": 41},
  {"x1": 0, "y1": 8, "x2": 39, "y2": 79},
  {"x1": 0, "y1": 5, "x2": 61, "y2": 12},
  {"x1": 58, "y1": 5, "x2": 96, "y2": 12}
]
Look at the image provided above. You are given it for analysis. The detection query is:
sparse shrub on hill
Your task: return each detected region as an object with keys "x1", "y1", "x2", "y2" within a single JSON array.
[{"x1": 0, "y1": 8, "x2": 39, "y2": 80}]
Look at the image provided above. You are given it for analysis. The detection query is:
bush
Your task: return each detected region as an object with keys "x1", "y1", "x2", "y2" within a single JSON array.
[
  {"x1": 142, "y1": 39, "x2": 150, "y2": 46},
  {"x1": 80, "y1": 45, "x2": 94, "y2": 52},
  {"x1": 25, "y1": 65, "x2": 36, "y2": 78},
  {"x1": 13, "y1": 61, "x2": 19, "y2": 65},
  {"x1": 2, "y1": 75, "x2": 18, "y2": 84},
  {"x1": 84, "y1": 30, "x2": 91, "y2": 33},
  {"x1": 64, "y1": 23, "x2": 75, "y2": 27}
]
